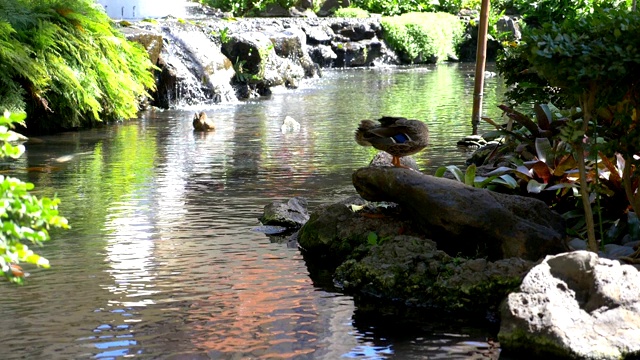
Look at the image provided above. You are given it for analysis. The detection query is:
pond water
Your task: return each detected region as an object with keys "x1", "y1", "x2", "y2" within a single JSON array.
[{"x1": 0, "y1": 63, "x2": 508, "y2": 359}]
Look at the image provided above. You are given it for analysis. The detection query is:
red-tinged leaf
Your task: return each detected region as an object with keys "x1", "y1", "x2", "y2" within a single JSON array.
[
  {"x1": 553, "y1": 154, "x2": 578, "y2": 177},
  {"x1": 531, "y1": 160, "x2": 552, "y2": 183}
]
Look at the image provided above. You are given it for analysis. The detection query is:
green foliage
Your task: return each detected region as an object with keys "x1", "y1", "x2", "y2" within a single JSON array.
[
  {"x1": 350, "y1": 0, "x2": 466, "y2": 16},
  {"x1": 0, "y1": 0, "x2": 156, "y2": 132},
  {"x1": 435, "y1": 164, "x2": 519, "y2": 190},
  {"x1": 334, "y1": 7, "x2": 370, "y2": 18},
  {"x1": 0, "y1": 111, "x2": 69, "y2": 284},
  {"x1": 200, "y1": 0, "x2": 297, "y2": 16},
  {"x1": 381, "y1": 12, "x2": 464, "y2": 63},
  {"x1": 500, "y1": 0, "x2": 628, "y2": 26}
]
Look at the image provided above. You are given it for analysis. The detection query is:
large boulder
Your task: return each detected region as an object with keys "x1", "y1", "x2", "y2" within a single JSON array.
[
  {"x1": 150, "y1": 21, "x2": 236, "y2": 107},
  {"x1": 221, "y1": 31, "x2": 306, "y2": 91},
  {"x1": 499, "y1": 251, "x2": 640, "y2": 359},
  {"x1": 352, "y1": 167, "x2": 567, "y2": 261},
  {"x1": 121, "y1": 27, "x2": 163, "y2": 66}
]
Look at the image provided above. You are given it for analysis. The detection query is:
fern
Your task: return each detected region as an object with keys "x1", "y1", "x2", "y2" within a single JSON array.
[{"x1": 0, "y1": 0, "x2": 156, "y2": 132}]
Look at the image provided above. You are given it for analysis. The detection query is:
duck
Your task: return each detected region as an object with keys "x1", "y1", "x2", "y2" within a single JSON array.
[
  {"x1": 355, "y1": 116, "x2": 429, "y2": 168},
  {"x1": 193, "y1": 111, "x2": 215, "y2": 131}
]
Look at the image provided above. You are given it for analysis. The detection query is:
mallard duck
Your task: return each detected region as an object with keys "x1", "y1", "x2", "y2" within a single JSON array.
[
  {"x1": 355, "y1": 116, "x2": 429, "y2": 168},
  {"x1": 193, "y1": 111, "x2": 215, "y2": 131}
]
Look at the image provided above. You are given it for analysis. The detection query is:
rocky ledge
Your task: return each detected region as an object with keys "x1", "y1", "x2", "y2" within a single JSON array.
[
  {"x1": 122, "y1": 13, "x2": 507, "y2": 108},
  {"x1": 260, "y1": 164, "x2": 640, "y2": 359}
]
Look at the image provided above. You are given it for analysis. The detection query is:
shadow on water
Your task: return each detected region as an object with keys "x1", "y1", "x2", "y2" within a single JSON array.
[{"x1": 0, "y1": 64, "x2": 511, "y2": 359}]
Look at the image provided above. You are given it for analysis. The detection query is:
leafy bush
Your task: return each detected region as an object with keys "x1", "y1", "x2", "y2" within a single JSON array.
[
  {"x1": 0, "y1": 111, "x2": 69, "y2": 284},
  {"x1": 500, "y1": 0, "x2": 629, "y2": 26},
  {"x1": 0, "y1": 0, "x2": 156, "y2": 133},
  {"x1": 200, "y1": 0, "x2": 297, "y2": 16},
  {"x1": 350, "y1": 0, "x2": 470, "y2": 16},
  {"x1": 381, "y1": 12, "x2": 464, "y2": 63},
  {"x1": 334, "y1": 7, "x2": 370, "y2": 18}
]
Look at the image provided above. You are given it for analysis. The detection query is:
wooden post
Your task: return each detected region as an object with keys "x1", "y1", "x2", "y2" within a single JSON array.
[{"x1": 471, "y1": 0, "x2": 491, "y2": 135}]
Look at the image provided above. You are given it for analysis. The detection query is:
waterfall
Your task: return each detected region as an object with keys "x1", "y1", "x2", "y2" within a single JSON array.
[{"x1": 156, "y1": 24, "x2": 237, "y2": 107}]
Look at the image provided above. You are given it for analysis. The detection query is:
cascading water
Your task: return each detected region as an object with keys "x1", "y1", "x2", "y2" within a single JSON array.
[{"x1": 155, "y1": 23, "x2": 237, "y2": 108}]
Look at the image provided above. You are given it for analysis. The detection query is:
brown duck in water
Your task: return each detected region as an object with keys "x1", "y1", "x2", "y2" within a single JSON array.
[
  {"x1": 355, "y1": 116, "x2": 429, "y2": 168},
  {"x1": 193, "y1": 111, "x2": 215, "y2": 131}
]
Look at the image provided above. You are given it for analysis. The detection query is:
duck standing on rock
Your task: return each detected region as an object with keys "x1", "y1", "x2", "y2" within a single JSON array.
[
  {"x1": 355, "y1": 116, "x2": 429, "y2": 168},
  {"x1": 193, "y1": 111, "x2": 215, "y2": 131}
]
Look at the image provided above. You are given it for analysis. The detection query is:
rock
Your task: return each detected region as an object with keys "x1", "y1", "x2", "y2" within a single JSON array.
[
  {"x1": 259, "y1": 197, "x2": 310, "y2": 229},
  {"x1": 318, "y1": 0, "x2": 349, "y2": 17},
  {"x1": 352, "y1": 167, "x2": 567, "y2": 261},
  {"x1": 222, "y1": 31, "x2": 306, "y2": 89},
  {"x1": 266, "y1": 27, "x2": 319, "y2": 78},
  {"x1": 332, "y1": 39, "x2": 383, "y2": 67},
  {"x1": 499, "y1": 251, "x2": 640, "y2": 359},
  {"x1": 334, "y1": 235, "x2": 534, "y2": 315},
  {"x1": 496, "y1": 15, "x2": 522, "y2": 41},
  {"x1": 281, "y1": 116, "x2": 301, "y2": 133},
  {"x1": 367, "y1": 152, "x2": 418, "y2": 170},
  {"x1": 298, "y1": 196, "x2": 412, "y2": 267},
  {"x1": 149, "y1": 20, "x2": 236, "y2": 107},
  {"x1": 121, "y1": 27, "x2": 163, "y2": 65}
]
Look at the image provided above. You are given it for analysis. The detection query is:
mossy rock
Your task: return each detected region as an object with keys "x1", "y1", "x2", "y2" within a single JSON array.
[{"x1": 335, "y1": 235, "x2": 534, "y2": 316}]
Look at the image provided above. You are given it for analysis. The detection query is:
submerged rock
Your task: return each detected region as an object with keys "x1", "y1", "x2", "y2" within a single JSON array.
[
  {"x1": 259, "y1": 196, "x2": 310, "y2": 229},
  {"x1": 352, "y1": 167, "x2": 567, "y2": 261},
  {"x1": 499, "y1": 251, "x2": 640, "y2": 359}
]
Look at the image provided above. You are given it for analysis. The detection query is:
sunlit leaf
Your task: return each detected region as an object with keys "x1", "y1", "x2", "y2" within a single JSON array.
[
  {"x1": 367, "y1": 232, "x2": 378, "y2": 246},
  {"x1": 527, "y1": 179, "x2": 547, "y2": 193},
  {"x1": 445, "y1": 165, "x2": 464, "y2": 182},
  {"x1": 465, "y1": 164, "x2": 476, "y2": 186}
]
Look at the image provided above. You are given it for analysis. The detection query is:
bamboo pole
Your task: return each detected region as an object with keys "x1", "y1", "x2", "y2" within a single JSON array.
[{"x1": 471, "y1": 0, "x2": 491, "y2": 135}]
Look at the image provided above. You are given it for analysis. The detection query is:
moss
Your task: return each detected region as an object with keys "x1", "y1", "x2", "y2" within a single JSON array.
[{"x1": 335, "y1": 236, "x2": 531, "y2": 315}]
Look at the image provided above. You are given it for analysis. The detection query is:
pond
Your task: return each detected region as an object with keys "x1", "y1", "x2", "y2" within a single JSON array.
[{"x1": 0, "y1": 63, "x2": 508, "y2": 359}]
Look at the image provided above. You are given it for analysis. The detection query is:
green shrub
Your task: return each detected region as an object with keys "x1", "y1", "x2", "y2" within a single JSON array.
[
  {"x1": 0, "y1": 0, "x2": 156, "y2": 133},
  {"x1": 200, "y1": 0, "x2": 297, "y2": 16},
  {"x1": 350, "y1": 0, "x2": 469, "y2": 16},
  {"x1": 0, "y1": 111, "x2": 69, "y2": 284},
  {"x1": 334, "y1": 7, "x2": 370, "y2": 18},
  {"x1": 381, "y1": 12, "x2": 464, "y2": 63},
  {"x1": 499, "y1": 0, "x2": 629, "y2": 25}
]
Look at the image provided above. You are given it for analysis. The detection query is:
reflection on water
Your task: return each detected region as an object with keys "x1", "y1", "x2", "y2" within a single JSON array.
[{"x1": 0, "y1": 64, "x2": 506, "y2": 359}]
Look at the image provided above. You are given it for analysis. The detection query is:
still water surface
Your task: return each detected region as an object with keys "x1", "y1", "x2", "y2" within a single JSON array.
[{"x1": 0, "y1": 63, "x2": 506, "y2": 359}]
